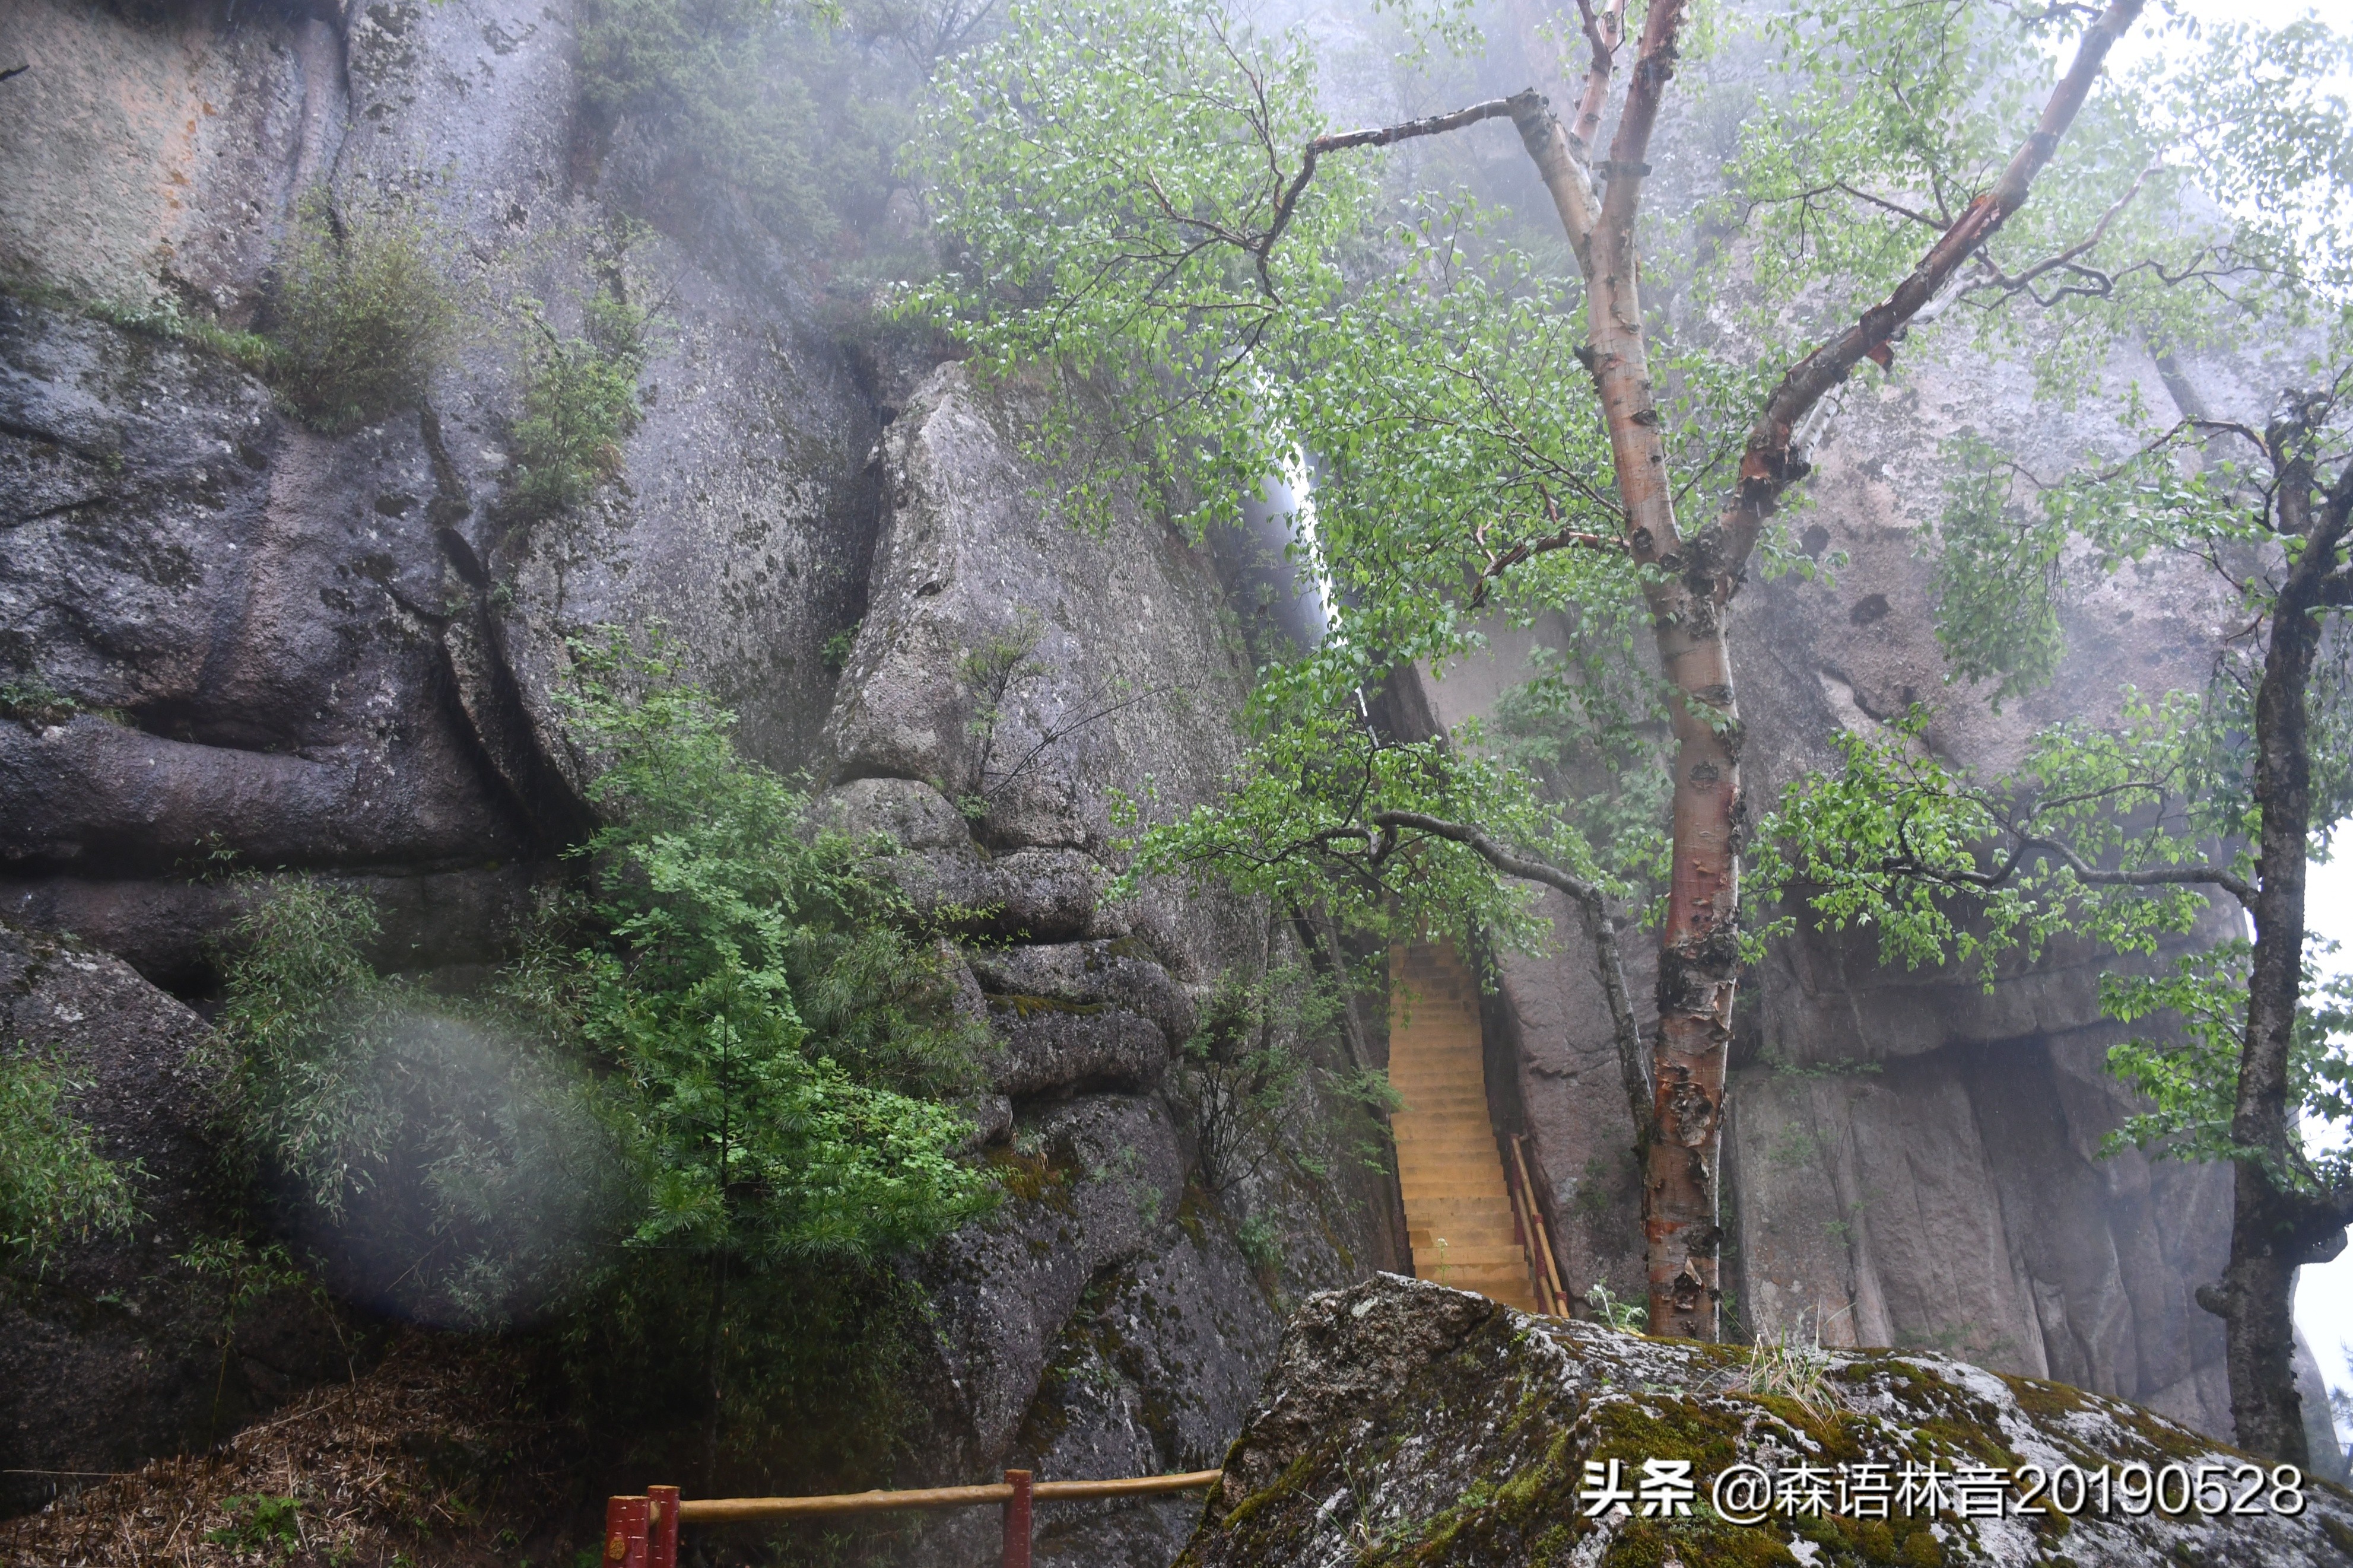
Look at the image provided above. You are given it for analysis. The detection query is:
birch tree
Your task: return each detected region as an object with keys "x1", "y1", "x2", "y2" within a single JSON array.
[{"x1": 909, "y1": 0, "x2": 2347, "y2": 1386}]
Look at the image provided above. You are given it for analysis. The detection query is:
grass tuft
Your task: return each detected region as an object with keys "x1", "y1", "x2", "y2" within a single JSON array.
[{"x1": 1735, "y1": 1315, "x2": 1845, "y2": 1420}]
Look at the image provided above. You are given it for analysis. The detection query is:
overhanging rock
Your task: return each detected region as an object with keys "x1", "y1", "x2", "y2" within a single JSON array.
[{"x1": 1177, "y1": 1273, "x2": 2353, "y2": 1567}]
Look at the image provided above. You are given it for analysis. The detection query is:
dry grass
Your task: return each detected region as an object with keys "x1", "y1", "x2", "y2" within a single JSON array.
[
  {"x1": 0, "y1": 1331, "x2": 593, "y2": 1568},
  {"x1": 1733, "y1": 1317, "x2": 1847, "y2": 1421}
]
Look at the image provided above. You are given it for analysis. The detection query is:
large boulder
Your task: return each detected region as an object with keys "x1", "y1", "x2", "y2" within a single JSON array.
[
  {"x1": 820, "y1": 362, "x2": 1252, "y2": 923},
  {"x1": 1179, "y1": 1272, "x2": 2353, "y2": 1567},
  {"x1": 806, "y1": 362, "x2": 1406, "y2": 1564},
  {"x1": 0, "y1": 921, "x2": 352, "y2": 1516}
]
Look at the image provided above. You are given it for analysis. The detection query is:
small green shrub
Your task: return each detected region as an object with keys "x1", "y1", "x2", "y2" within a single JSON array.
[
  {"x1": 0, "y1": 676, "x2": 80, "y2": 729},
  {"x1": 503, "y1": 290, "x2": 648, "y2": 523},
  {"x1": 268, "y1": 191, "x2": 457, "y2": 432},
  {"x1": 1235, "y1": 1211, "x2": 1284, "y2": 1273},
  {"x1": 208, "y1": 638, "x2": 998, "y2": 1480},
  {"x1": 0, "y1": 1046, "x2": 142, "y2": 1273},
  {"x1": 176, "y1": 1232, "x2": 338, "y2": 1439},
  {"x1": 210, "y1": 882, "x2": 621, "y2": 1328},
  {"x1": 1172, "y1": 949, "x2": 1347, "y2": 1195},
  {"x1": 820, "y1": 621, "x2": 860, "y2": 675},
  {"x1": 205, "y1": 1494, "x2": 304, "y2": 1558},
  {"x1": 1584, "y1": 1281, "x2": 1644, "y2": 1333}
]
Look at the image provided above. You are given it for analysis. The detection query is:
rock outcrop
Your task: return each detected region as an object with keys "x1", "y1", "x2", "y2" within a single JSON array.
[
  {"x1": 1180, "y1": 1272, "x2": 2353, "y2": 1567},
  {"x1": 0, "y1": 921, "x2": 351, "y2": 1515},
  {"x1": 808, "y1": 359, "x2": 1406, "y2": 1563}
]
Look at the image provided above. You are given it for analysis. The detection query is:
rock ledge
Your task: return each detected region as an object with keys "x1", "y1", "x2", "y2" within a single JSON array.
[{"x1": 1177, "y1": 1273, "x2": 2353, "y2": 1567}]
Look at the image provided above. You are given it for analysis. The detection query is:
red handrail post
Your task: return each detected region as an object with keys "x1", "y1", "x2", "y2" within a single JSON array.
[
  {"x1": 1001, "y1": 1469, "x2": 1033, "y2": 1568},
  {"x1": 604, "y1": 1495, "x2": 650, "y2": 1567},
  {"x1": 647, "y1": 1485, "x2": 680, "y2": 1568}
]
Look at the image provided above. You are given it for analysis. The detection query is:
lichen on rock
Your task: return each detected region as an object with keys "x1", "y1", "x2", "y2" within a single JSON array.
[{"x1": 1178, "y1": 1273, "x2": 2353, "y2": 1567}]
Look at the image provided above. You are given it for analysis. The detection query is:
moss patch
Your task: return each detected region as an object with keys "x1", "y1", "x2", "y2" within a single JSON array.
[
  {"x1": 1174, "y1": 1277, "x2": 2353, "y2": 1567},
  {"x1": 985, "y1": 991, "x2": 1110, "y2": 1017}
]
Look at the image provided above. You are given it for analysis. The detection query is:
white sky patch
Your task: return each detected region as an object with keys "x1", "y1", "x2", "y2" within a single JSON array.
[
  {"x1": 2301, "y1": 849, "x2": 2353, "y2": 1443},
  {"x1": 2068, "y1": 0, "x2": 2352, "y2": 103}
]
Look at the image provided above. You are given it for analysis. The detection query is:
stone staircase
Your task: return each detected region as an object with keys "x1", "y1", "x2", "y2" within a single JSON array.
[{"x1": 1387, "y1": 940, "x2": 1540, "y2": 1311}]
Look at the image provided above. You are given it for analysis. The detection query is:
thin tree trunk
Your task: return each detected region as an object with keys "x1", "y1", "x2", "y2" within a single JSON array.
[
  {"x1": 703, "y1": 1246, "x2": 730, "y2": 1491},
  {"x1": 1497, "y1": 0, "x2": 2145, "y2": 1337},
  {"x1": 705, "y1": 1000, "x2": 735, "y2": 1492},
  {"x1": 1510, "y1": 0, "x2": 1739, "y2": 1341},
  {"x1": 2226, "y1": 610, "x2": 2317, "y2": 1465},
  {"x1": 2209, "y1": 416, "x2": 2351, "y2": 1461}
]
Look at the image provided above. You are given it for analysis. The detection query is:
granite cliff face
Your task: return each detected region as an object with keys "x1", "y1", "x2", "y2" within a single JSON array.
[
  {"x1": 806, "y1": 361, "x2": 1406, "y2": 1565},
  {"x1": 0, "y1": 0, "x2": 1396, "y2": 1550}
]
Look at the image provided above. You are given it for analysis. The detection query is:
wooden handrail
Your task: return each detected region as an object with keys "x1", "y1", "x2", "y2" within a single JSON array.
[
  {"x1": 1498, "y1": 1130, "x2": 1561, "y2": 1315},
  {"x1": 673, "y1": 1469, "x2": 1223, "y2": 1525},
  {"x1": 1510, "y1": 1133, "x2": 1569, "y2": 1313}
]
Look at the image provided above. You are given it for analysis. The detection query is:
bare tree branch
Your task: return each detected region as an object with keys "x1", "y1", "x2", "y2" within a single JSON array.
[
  {"x1": 1968, "y1": 154, "x2": 2162, "y2": 299},
  {"x1": 1717, "y1": 0, "x2": 2148, "y2": 572},
  {"x1": 1255, "y1": 97, "x2": 1523, "y2": 291},
  {"x1": 1368, "y1": 810, "x2": 1653, "y2": 1143},
  {"x1": 1877, "y1": 826, "x2": 2255, "y2": 908},
  {"x1": 1568, "y1": 0, "x2": 1627, "y2": 164},
  {"x1": 1465, "y1": 487, "x2": 1625, "y2": 609}
]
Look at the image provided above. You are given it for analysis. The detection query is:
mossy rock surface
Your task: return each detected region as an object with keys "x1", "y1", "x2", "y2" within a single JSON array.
[{"x1": 1174, "y1": 1273, "x2": 2353, "y2": 1567}]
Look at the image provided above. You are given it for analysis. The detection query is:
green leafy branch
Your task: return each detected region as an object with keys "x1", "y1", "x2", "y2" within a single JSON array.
[
  {"x1": 2103, "y1": 938, "x2": 2353, "y2": 1193},
  {"x1": 0, "y1": 1047, "x2": 142, "y2": 1276},
  {"x1": 1752, "y1": 694, "x2": 2240, "y2": 985}
]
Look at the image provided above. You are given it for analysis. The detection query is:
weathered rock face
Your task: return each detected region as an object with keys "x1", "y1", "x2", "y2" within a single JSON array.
[
  {"x1": 0, "y1": 921, "x2": 353, "y2": 1516},
  {"x1": 0, "y1": 4, "x2": 1401, "y2": 1546},
  {"x1": 0, "y1": 0, "x2": 347, "y2": 316},
  {"x1": 808, "y1": 361, "x2": 1405, "y2": 1563},
  {"x1": 15, "y1": 0, "x2": 2312, "y2": 1551},
  {"x1": 1707, "y1": 345, "x2": 2272, "y2": 1443},
  {"x1": 2, "y1": 0, "x2": 886, "y2": 987},
  {"x1": 1408, "y1": 574, "x2": 2250, "y2": 1445},
  {"x1": 1180, "y1": 1272, "x2": 2353, "y2": 1567},
  {"x1": 820, "y1": 362, "x2": 1257, "y2": 947},
  {"x1": 0, "y1": 295, "x2": 544, "y2": 985}
]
